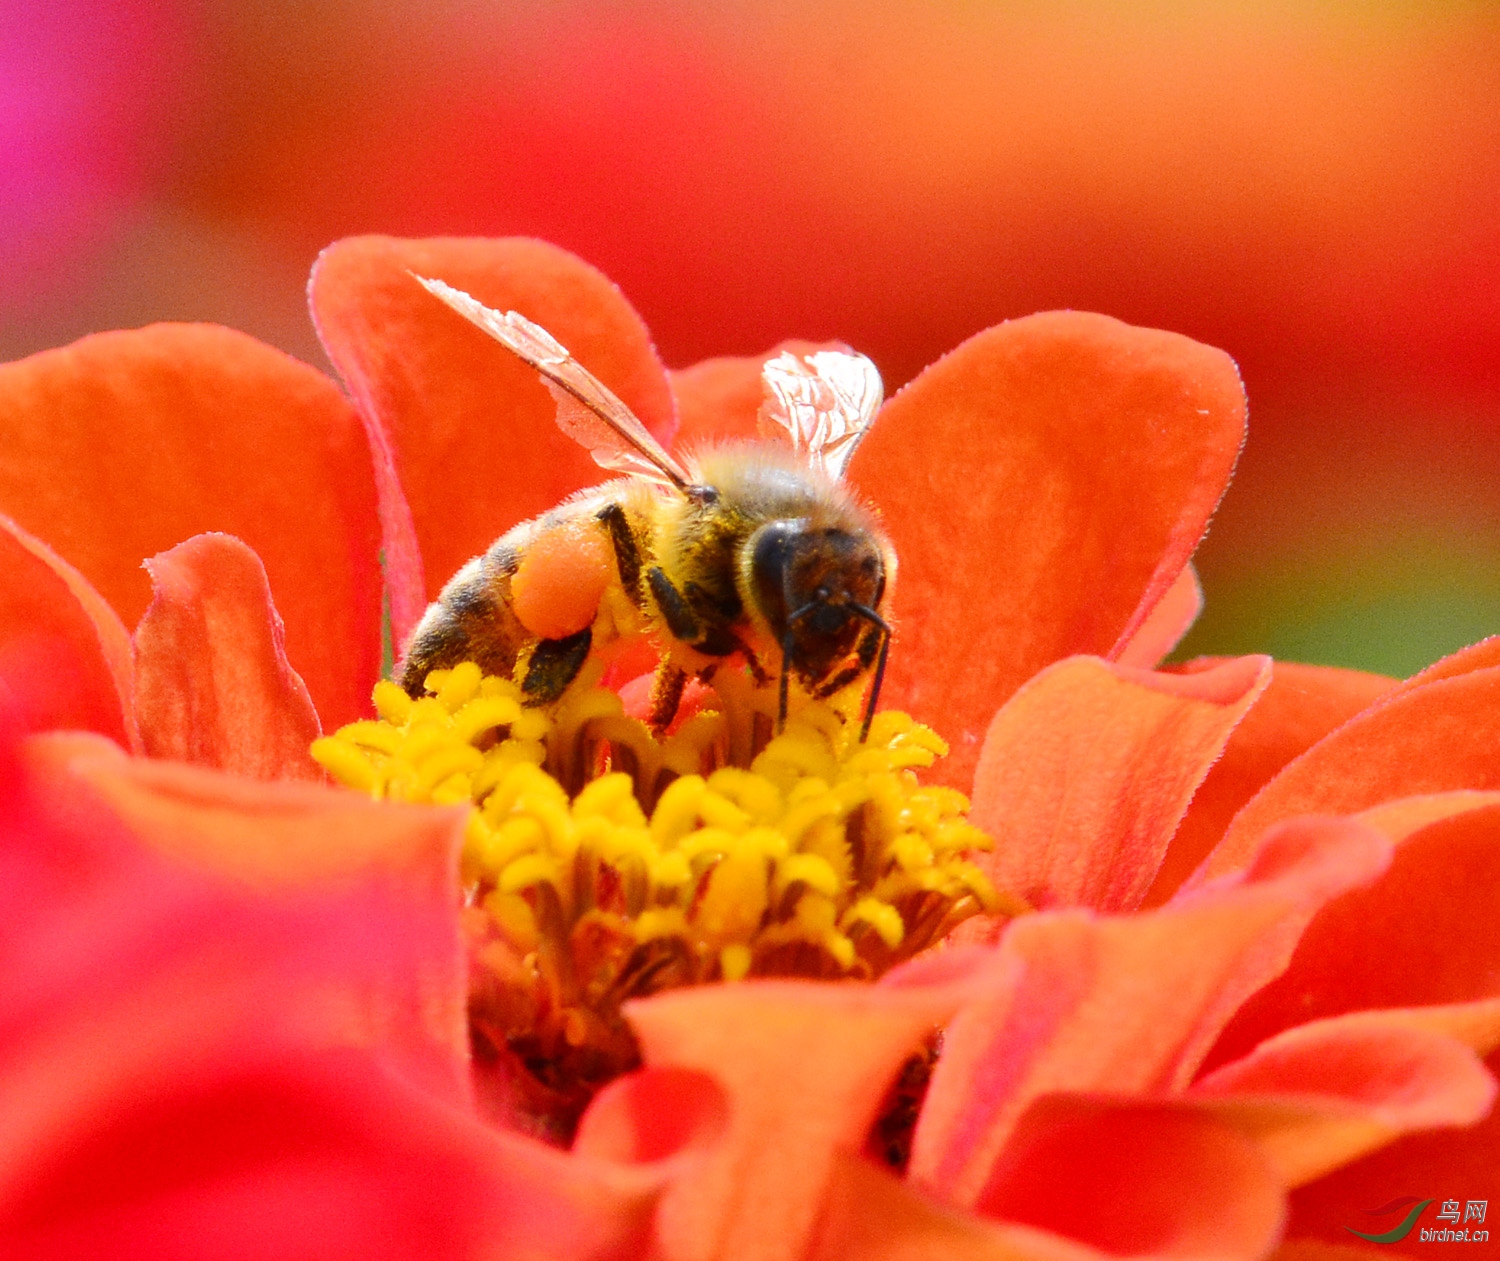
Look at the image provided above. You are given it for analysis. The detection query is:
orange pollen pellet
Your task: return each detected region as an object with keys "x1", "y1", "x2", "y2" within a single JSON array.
[{"x1": 511, "y1": 518, "x2": 614, "y2": 640}]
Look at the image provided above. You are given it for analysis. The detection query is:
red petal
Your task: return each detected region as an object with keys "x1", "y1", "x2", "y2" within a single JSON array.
[
  {"x1": 848, "y1": 312, "x2": 1245, "y2": 789},
  {"x1": 3, "y1": 1050, "x2": 657, "y2": 1261},
  {"x1": 911, "y1": 816, "x2": 1391, "y2": 1206},
  {"x1": 1203, "y1": 666, "x2": 1500, "y2": 882},
  {"x1": 309, "y1": 236, "x2": 674, "y2": 646},
  {"x1": 23, "y1": 733, "x2": 472, "y2": 1101},
  {"x1": 970, "y1": 654, "x2": 1269, "y2": 914},
  {"x1": 1192, "y1": 1013, "x2": 1497, "y2": 1186},
  {"x1": 1204, "y1": 799, "x2": 1500, "y2": 1073},
  {"x1": 133, "y1": 534, "x2": 322, "y2": 781},
  {"x1": 1285, "y1": 1048, "x2": 1500, "y2": 1255},
  {"x1": 813, "y1": 1130, "x2": 1283, "y2": 1261},
  {"x1": 0, "y1": 731, "x2": 654, "y2": 1260},
  {"x1": 1115, "y1": 563, "x2": 1203, "y2": 669},
  {"x1": 0, "y1": 514, "x2": 136, "y2": 748},
  {"x1": 617, "y1": 977, "x2": 974, "y2": 1261},
  {"x1": 975, "y1": 1097, "x2": 1284, "y2": 1259},
  {"x1": 1144, "y1": 662, "x2": 1395, "y2": 906},
  {"x1": 0, "y1": 326, "x2": 382, "y2": 729}
]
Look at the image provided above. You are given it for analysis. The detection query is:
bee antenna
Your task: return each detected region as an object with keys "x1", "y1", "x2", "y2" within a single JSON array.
[{"x1": 849, "y1": 604, "x2": 891, "y2": 743}]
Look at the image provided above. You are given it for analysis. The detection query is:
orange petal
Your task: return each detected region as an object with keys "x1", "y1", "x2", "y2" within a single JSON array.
[
  {"x1": 133, "y1": 534, "x2": 322, "y2": 781},
  {"x1": 668, "y1": 340, "x2": 842, "y2": 450},
  {"x1": 0, "y1": 514, "x2": 136, "y2": 749},
  {"x1": 617, "y1": 977, "x2": 974, "y2": 1261},
  {"x1": 1192, "y1": 1013, "x2": 1497, "y2": 1186},
  {"x1": 974, "y1": 1097, "x2": 1285, "y2": 1260},
  {"x1": 309, "y1": 235, "x2": 674, "y2": 645},
  {"x1": 1203, "y1": 666, "x2": 1500, "y2": 881},
  {"x1": 911, "y1": 816, "x2": 1391, "y2": 1206},
  {"x1": 0, "y1": 325, "x2": 382, "y2": 730},
  {"x1": 969, "y1": 653, "x2": 1269, "y2": 914},
  {"x1": 1143, "y1": 662, "x2": 1395, "y2": 906},
  {"x1": 1115, "y1": 562, "x2": 1204, "y2": 669},
  {"x1": 1204, "y1": 799, "x2": 1500, "y2": 1074},
  {"x1": 849, "y1": 312, "x2": 1245, "y2": 789},
  {"x1": 23, "y1": 732, "x2": 472, "y2": 1101},
  {"x1": 1285, "y1": 1047, "x2": 1500, "y2": 1253}
]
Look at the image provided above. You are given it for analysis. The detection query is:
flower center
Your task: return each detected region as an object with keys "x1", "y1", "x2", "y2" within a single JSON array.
[{"x1": 314, "y1": 660, "x2": 1022, "y2": 1142}]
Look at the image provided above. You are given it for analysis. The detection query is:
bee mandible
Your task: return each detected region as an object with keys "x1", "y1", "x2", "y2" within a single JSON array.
[{"x1": 399, "y1": 276, "x2": 895, "y2": 739}]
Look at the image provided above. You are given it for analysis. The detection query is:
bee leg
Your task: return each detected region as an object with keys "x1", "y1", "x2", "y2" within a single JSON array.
[
  {"x1": 596, "y1": 502, "x2": 643, "y2": 594},
  {"x1": 647, "y1": 566, "x2": 700, "y2": 641},
  {"x1": 521, "y1": 627, "x2": 593, "y2": 704},
  {"x1": 724, "y1": 632, "x2": 771, "y2": 686},
  {"x1": 647, "y1": 660, "x2": 687, "y2": 733}
]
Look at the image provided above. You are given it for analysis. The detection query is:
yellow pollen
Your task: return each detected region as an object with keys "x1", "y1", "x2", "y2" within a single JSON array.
[{"x1": 313, "y1": 660, "x2": 1025, "y2": 1141}]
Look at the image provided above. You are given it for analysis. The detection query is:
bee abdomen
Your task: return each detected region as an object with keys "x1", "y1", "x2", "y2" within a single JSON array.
[
  {"x1": 397, "y1": 542, "x2": 531, "y2": 696},
  {"x1": 397, "y1": 492, "x2": 651, "y2": 701}
]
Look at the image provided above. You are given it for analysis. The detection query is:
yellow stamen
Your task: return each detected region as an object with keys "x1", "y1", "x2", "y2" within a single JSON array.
[{"x1": 316, "y1": 661, "x2": 1025, "y2": 1142}]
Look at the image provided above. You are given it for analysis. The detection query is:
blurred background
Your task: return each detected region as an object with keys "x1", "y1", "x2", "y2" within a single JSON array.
[{"x1": 4, "y1": 0, "x2": 1497, "y2": 677}]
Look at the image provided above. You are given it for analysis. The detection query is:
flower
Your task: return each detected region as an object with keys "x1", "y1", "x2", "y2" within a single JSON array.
[{"x1": 0, "y1": 235, "x2": 1496, "y2": 1258}]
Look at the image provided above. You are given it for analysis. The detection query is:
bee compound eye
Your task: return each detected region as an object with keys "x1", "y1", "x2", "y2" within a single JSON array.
[{"x1": 749, "y1": 520, "x2": 803, "y2": 627}]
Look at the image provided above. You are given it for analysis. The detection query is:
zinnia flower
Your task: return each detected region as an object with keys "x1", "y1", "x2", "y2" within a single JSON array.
[{"x1": 0, "y1": 236, "x2": 1495, "y2": 1260}]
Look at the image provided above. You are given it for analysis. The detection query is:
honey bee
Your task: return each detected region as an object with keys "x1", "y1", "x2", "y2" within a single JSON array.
[{"x1": 399, "y1": 276, "x2": 894, "y2": 737}]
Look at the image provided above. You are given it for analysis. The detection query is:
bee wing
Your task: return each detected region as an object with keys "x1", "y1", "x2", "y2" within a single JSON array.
[
  {"x1": 757, "y1": 349, "x2": 884, "y2": 480},
  {"x1": 414, "y1": 274, "x2": 692, "y2": 491}
]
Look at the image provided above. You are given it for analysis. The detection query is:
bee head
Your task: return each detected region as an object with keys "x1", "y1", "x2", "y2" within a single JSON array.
[{"x1": 748, "y1": 519, "x2": 886, "y2": 683}]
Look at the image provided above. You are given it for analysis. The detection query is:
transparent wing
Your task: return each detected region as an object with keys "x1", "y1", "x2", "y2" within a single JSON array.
[
  {"x1": 757, "y1": 349, "x2": 883, "y2": 480},
  {"x1": 414, "y1": 274, "x2": 691, "y2": 490}
]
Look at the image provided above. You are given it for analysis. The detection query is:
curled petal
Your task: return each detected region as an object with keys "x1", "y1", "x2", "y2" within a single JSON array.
[
  {"x1": 575, "y1": 1067, "x2": 729, "y2": 1168},
  {"x1": 309, "y1": 236, "x2": 674, "y2": 645},
  {"x1": 0, "y1": 325, "x2": 382, "y2": 728},
  {"x1": 849, "y1": 311, "x2": 1245, "y2": 788},
  {"x1": 1192, "y1": 1013, "x2": 1497, "y2": 1186},
  {"x1": 0, "y1": 514, "x2": 136, "y2": 749},
  {"x1": 1204, "y1": 666, "x2": 1500, "y2": 881},
  {"x1": 911, "y1": 816, "x2": 1391, "y2": 1206},
  {"x1": 620, "y1": 976, "x2": 975, "y2": 1261},
  {"x1": 1115, "y1": 563, "x2": 1203, "y2": 669},
  {"x1": 1205, "y1": 798, "x2": 1500, "y2": 1071},
  {"x1": 1145, "y1": 662, "x2": 1394, "y2": 906},
  {"x1": 134, "y1": 534, "x2": 322, "y2": 781},
  {"x1": 970, "y1": 653, "x2": 1269, "y2": 914}
]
